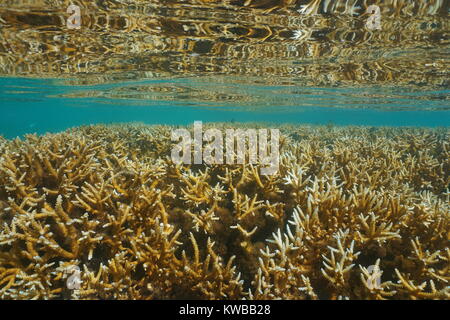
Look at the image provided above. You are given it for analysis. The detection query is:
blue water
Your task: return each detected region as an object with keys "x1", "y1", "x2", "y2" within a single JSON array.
[{"x1": 0, "y1": 77, "x2": 449, "y2": 138}]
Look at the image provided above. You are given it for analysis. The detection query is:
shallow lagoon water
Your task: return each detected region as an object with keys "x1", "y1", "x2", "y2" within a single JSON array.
[
  {"x1": 0, "y1": 77, "x2": 449, "y2": 138},
  {"x1": 0, "y1": 0, "x2": 449, "y2": 301}
]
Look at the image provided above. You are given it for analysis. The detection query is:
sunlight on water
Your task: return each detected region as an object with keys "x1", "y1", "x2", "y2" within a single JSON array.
[
  {"x1": 0, "y1": 0, "x2": 448, "y2": 137},
  {"x1": 0, "y1": 0, "x2": 449, "y2": 302}
]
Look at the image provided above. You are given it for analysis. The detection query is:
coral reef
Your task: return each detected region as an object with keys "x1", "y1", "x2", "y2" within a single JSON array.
[{"x1": 0, "y1": 123, "x2": 448, "y2": 300}]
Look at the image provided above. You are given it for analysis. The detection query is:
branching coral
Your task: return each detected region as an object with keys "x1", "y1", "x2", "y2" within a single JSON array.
[{"x1": 0, "y1": 123, "x2": 448, "y2": 300}]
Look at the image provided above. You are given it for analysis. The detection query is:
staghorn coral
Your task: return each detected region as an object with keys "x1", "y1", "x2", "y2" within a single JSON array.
[{"x1": 0, "y1": 123, "x2": 449, "y2": 300}]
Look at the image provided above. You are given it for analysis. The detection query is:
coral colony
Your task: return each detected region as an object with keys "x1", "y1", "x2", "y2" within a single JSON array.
[
  {"x1": 0, "y1": 123, "x2": 448, "y2": 300},
  {"x1": 171, "y1": 121, "x2": 279, "y2": 175}
]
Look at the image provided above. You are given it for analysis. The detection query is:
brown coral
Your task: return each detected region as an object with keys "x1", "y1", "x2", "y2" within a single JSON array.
[{"x1": 0, "y1": 123, "x2": 448, "y2": 300}]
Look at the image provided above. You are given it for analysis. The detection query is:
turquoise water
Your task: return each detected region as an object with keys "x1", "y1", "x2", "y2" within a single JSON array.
[
  {"x1": 0, "y1": 0, "x2": 449, "y2": 137},
  {"x1": 1, "y1": 77, "x2": 448, "y2": 138}
]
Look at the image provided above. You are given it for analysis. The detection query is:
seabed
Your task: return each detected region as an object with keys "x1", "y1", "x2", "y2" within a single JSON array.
[{"x1": 0, "y1": 123, "x2": 448, "y2": 299}]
